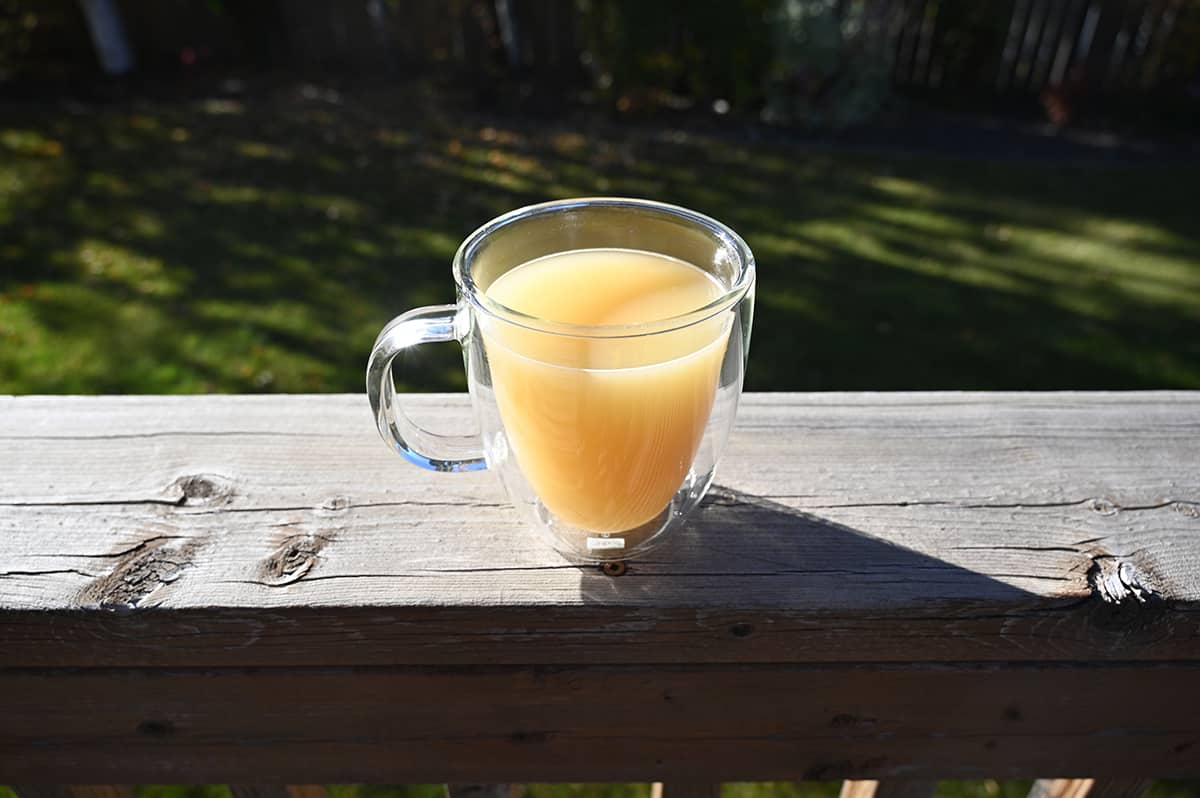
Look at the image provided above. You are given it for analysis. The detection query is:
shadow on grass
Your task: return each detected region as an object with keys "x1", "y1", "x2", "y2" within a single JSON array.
[{"x1": 0, "y1": 82, "x2": 1197, "y2": 393}]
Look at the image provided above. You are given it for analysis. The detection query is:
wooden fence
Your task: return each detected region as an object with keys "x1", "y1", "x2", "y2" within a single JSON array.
[
  {"x1": 2, "y1": 393, "x2": 1198, "y2": 791},
  {"x1": 872, "y1": 0, "x2": 1200, "y2": 97},
  {"x1": 8, "y1": 0, "x2": 1199, "y2": 101}
]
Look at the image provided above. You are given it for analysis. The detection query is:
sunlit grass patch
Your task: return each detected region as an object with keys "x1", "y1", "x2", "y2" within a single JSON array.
[{"x1": 0, "y1": 91, "x2": 1196, "y2": 394}]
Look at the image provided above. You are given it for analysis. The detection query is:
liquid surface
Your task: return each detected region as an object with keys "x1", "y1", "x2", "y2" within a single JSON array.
[{"x1": 482, "y1": 248, "x2": 730, "y2": 532}]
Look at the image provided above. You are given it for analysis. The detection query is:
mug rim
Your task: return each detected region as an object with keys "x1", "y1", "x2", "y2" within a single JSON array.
[{"x1": 452, "y1": 197, "x2": 755, "y2": 340}]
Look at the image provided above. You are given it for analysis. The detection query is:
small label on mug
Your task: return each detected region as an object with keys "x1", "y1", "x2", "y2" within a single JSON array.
[{"x1": 587, "y1": 537, "x2": 625, "y2": 550}]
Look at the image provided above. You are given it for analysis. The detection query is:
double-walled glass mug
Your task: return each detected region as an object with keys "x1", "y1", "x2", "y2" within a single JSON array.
[{"x1": 367, "y1": 198, "x2": 755, "y2": 560}]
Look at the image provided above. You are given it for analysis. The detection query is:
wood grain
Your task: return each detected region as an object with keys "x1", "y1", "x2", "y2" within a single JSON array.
[
  {"x1": 1, "y1": 393, "x2": 1197, "y2": 667},
  {"x1": 1, "y1": 662, "x2": 1198, "y2": 782},
  {"x1": 2, "y1": 393, "x2": 1199, "y2": 782}
]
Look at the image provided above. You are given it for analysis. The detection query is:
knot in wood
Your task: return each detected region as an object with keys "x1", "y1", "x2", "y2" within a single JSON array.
[
  {"x1": 1084, "y1": 554, "x2": 1167, "y2": 636},
  {"x1": 600, "y1": 561, "x2": 627, "y2": 577},
  {"x1": 1089, "y1": 558, "x2": 1157, "y2": 605},
  {"x1": 322, "y1": 495, "x2": 351, "y2": 511},
  {"x1": 257, "y1": 533, "x2": 329, "y2": 586},
  {"x1": 169, "y1": 472, "x2": 234, "y2": 507},
  {"x1": 1088, "y1": 497, "x2": 1118, "y2": 516},
  {"x1": 1173, "y1": 501, "x2": 1200, "y2": 519},
  {"x1": 79, "y1": 537, "x2": 201, "y2": 611},
  {"x1": 730, "y1": 622, "x2": 755, "y2": 638}
]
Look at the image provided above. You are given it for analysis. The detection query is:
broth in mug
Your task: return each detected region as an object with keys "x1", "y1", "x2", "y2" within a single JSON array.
[{"x1": 481, "y1": 248, "x2": 731, "y2": 532}]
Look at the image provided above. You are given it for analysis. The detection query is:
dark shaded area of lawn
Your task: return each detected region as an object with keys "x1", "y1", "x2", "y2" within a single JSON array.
[{"x1": 1, "y1": 79, "x2": 1198, "y2": 394}]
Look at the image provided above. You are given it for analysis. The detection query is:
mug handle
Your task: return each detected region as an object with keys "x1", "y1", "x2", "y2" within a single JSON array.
[{"x1": 366, "y1": 304, "x2": 487, "y2": 472}]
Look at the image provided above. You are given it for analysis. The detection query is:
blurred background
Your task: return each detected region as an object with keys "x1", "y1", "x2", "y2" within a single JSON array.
[
  {"x1": 1, "y1": 780, "x2": 1199, "y2": 798},
  {"x1": 1, "y1": 0, "x2": 1197, "y2": 394},
  {"x1": 1, "y1": 3, "x2": 1199, "y2": 797}
]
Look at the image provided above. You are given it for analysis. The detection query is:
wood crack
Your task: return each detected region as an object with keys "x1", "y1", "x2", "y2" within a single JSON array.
[
  {"x1": 187, "y1": 499, "x2": 510, "y2": 514},
  {"x1": 227, "y1": 563, "x2": 589, "y2": 587},
  {"x1": 32, "y1": 535, "x2": 191, "y2": 559},
  {"x1": 221, "y1": 573, "x2": 437, "y2": 586},
  {"x1": 797, "y1": 499, "x2": 1088, "y2": 510},
  {"x1": 786, "y1": 498, "x2": 1199, "y2": 513},
  {"x1": 6, "y1": 497, "x2": 1190, "y2": 515},
  {"x1": 0, "y1": 499, "x2": 507, "y2": 512},
  {"x1": 951, "y1": 545, "x2": 1081, "y2": 553},
  {"x1": 417, "y1": 564, "x2": 602, "y2": 573},
  {"x1": 177, "y1": 501, "x2": 506, "y2": 513},
  {"x1": 0, "y1": 568, "x2": 96, "y2": 579},
  {"x1": 0, "y1": 498, "x2": 185, "y2": 508},
  {"x1": 0, "y1": 430, "x2": 339, "y2": 441}
]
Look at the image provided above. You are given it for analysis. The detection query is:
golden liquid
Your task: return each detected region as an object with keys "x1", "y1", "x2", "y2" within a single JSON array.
[{"x1": 482, "y1": 248, "x2": 730, "y2": 532}]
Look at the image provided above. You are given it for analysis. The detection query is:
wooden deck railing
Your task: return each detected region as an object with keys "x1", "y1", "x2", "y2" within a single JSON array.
[{"x1": 2, "y1": 393, "x2": 1197, "y2": 795}]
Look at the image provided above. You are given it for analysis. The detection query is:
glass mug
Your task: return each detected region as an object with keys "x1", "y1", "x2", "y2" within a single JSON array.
[{"x1": 367, "y1": 198, "x2": 755, "y2": 560}]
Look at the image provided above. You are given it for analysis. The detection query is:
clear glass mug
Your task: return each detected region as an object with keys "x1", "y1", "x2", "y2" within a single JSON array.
[{"x1": 367, "y1": 198, "x2": 755, "y2": 560}]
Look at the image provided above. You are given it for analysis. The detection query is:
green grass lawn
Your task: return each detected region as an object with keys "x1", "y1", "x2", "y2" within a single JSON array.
[{"x1": 1, "y1": 83, "x2": 1197, "y2": 394}]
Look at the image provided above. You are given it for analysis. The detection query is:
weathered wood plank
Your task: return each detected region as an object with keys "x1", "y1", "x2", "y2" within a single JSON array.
[
  {"x1": 4, "y1": 392, "x2": 1197, "y2": 507},
  {"x1": 2, "y1": 663, "x2": 1198, "y2": 782},
  {"x1": 3, "y1": 392, "x2": 1198, "y2": 781},
  {"x1": 1, "y1": 393, "x2": 1197, "y2": 667}
]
